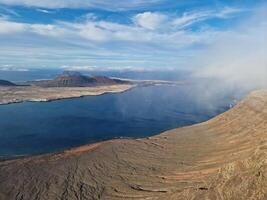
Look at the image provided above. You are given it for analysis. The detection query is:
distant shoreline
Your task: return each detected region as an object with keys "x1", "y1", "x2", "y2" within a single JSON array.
[
  {"x1": 0, "y1": 84, "x2": 135, "y2": 106},
  {"x1": 0, "y1": 80, "x2": 183, "y2": 106}
]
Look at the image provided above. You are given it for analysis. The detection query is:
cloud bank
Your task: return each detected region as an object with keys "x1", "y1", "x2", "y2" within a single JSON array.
[
  {"x1": 193, "y1": 6, "x2": 267, "y2": 91},
  {"x1": 1, "y1": 7, "x2": 241, "y2": 69},
  {"x1": 1, "y1": 8, "x2": 238, "y2": 43}
]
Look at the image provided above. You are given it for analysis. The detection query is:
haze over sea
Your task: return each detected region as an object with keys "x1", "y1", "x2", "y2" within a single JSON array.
[{"x1": 0, "y1": 69, "x2": 244, "y2": 158}]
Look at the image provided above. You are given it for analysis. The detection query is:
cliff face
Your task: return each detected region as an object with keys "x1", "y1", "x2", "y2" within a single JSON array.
[{"x1": 0, "y1": 90, "x2": 266, "y2": 200}]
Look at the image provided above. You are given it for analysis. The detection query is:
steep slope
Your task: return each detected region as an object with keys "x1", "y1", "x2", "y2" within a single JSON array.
[
  {"x1": 0, "y1": 80, "x2": 16, "y2": 86},
  {"x1": 32, "y1": 72, "x2": 129, "y2": 87},
  {"x1": 0, "y1": 90, "x2": 266, "y2": 200}
]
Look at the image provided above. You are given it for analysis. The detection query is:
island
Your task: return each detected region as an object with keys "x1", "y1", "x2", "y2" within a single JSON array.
[
  {"x1": 0, "y1": 90, "x2": 266, "y2": 200},
  {"x1": 0, "y1": 72, "x2": 134, "y2": 105},
  {"x1": 0, "y1": 72, "x2": 180, "y2": 105}
]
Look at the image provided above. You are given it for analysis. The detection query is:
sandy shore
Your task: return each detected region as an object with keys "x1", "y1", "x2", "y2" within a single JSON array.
[{"x1": 0, "y1": 84, "x2": 134, "y2": 105}]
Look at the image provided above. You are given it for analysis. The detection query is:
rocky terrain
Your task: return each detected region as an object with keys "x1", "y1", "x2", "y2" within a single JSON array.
[
  {"x1": 0, "y1": 84, "x2": 133, "y2": 105},
  {"x1": 0, "y1": 72, "x2": 135, "y2": 105},
  {"x1": 29, "y1": 72, "x2": 130, "y2": 87},
  {"x1": 0, "y1": 90, "x2": 266, "y2": 200}
]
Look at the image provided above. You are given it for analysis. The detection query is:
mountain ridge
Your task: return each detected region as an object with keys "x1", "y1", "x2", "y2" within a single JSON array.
[
  {"x1": 0, "y1": 90, "x2": 266, "y2": 200},
  {"x1": 31, "y1": 72, "x2": 129, "y2": 87}
]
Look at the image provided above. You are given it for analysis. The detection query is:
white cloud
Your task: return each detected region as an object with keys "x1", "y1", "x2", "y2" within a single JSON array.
[
  {"x1": 77, "y1": 23, "x2": 112, "y2": 42},
  {"x1": 0, "y1": 7, "x2": 242, "y2": 45},
  {"x1": 0, "y1": 19, "x2": 25, "y2": 33},
  {"x1": 40, "y1": 18, "x2": 213, "y2": 46},
  {"x1": 0, "y1": 12, "x2": 221, "y2": 69},
  {"x1": 216, "y1": 7, "x2": 245, "y2": 18},
  {"x1": 36, "y1": 8, "x2": 54, "y2": 14},
  {"x1": 0, "y1": 19, "x2": 67, "y2": 37},
  {"x1": 61, "y1": 65, "x2": 97, "y2": 71},
  {"x1": 133, "y1": 12, "x2": 167, "y2": 30},
  {"x1": 61, "y1": 65, "x2": 174, "y2": 72},
  {"x1": 172, "y1": 11, "x2": 211, "y2": 28},
  {"x1": 0, "y1": 0, "x2": 164, "y2": 10},
  {"x1": 0, "y1": 64, "x2": 29, "y2": 71},
  {"x1": 172, "y1": 7, "x2": 244, "y2": 28},
  {"x1": 193, "y1": 7, "x2": 267, "y2": 91},
  {"x1": 31, "y1": 24, "x2": 65, "y2": 37},
  {"x1": 75, "y1": 20, "x2": 156, "y2": 42},
  {"x1": 0, "y1": 6, "x2": 255, "y2": 70}
]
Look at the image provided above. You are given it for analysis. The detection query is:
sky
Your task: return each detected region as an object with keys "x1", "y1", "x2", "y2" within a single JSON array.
[{"x1": 0, "y1": 0, "x2": 266, "y2": 72}]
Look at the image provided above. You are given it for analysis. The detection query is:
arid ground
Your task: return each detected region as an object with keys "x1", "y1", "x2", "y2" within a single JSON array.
[
  {"x1": 0, "y1": 90, "x2": 266, "y2": 200},
  {"x1": 0, "y1": 84, "x2": 133, "y2": 105}
]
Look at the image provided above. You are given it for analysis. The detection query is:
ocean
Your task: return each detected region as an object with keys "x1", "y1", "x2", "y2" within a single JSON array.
[{"x1": 0, "y1": 70, "x2": 240, "y2": 158}]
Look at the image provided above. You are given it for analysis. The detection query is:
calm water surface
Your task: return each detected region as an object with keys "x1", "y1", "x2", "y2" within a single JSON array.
[{"x1": 0, "y1": 85, "x2": 234, "y2": 158}]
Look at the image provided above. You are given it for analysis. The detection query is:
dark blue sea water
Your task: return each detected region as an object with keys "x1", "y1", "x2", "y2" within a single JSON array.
[{"x1": 0, "y1": 84, "x2": 235, "y2": 158}]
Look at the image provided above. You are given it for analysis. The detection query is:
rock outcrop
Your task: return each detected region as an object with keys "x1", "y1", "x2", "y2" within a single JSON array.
[{"x1": 31, "y1": 72, "x2": 129, "y2": 87}]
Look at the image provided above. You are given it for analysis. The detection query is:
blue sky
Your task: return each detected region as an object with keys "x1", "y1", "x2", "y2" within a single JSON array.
[{"x1": 0, "y1": 0, "x2": 265, "y2": 71}]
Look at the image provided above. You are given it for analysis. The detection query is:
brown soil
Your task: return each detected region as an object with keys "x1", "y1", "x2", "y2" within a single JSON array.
[{"x1": 0, "y1": 90, "x2": 266, "y2": 200}]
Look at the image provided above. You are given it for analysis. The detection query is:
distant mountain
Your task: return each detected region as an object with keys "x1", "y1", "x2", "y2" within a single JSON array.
[
  {"x1": 0, "y1": 80, "x2": 16, "y2": 86},
  {"x1": 31, "y1": 72, "x2": 130, "y2": 87}
]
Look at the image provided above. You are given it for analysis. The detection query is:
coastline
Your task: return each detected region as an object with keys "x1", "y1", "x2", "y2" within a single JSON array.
[
  {"x1": 0, "y1": 84, "x2": 135, "y2": 106},
  {"x1": 0, "y1": 81, "x2": 183, "y2": 106},
  {"x1": 0, "y1": 90, "x2": 266, "y2": 199}
]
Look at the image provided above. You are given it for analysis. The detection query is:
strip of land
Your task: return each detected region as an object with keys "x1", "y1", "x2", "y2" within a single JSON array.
[
  {"x1": 0, "y1": 84, "x2": 134, "y2": 105},
  {"x1": 0, "y1": 72, "x2": 183, "y2": 105}
]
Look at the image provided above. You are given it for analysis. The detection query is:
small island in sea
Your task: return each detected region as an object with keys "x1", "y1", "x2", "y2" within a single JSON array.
[
  {"x1": 0, "y1": 71, "x2": 179, "y2": 105},
  {"x1": 0, "y1": 72, "x2": 133, "y2": 105}
]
